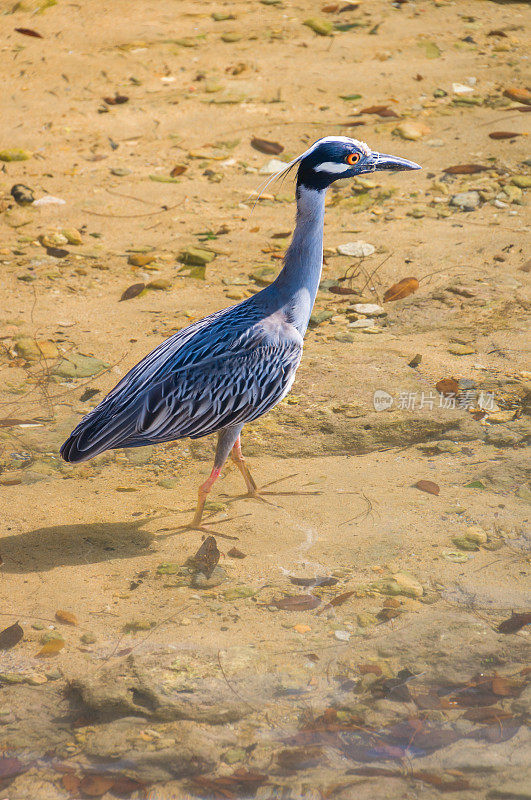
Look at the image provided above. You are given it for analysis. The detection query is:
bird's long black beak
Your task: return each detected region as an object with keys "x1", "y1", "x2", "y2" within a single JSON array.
[{"x1": 369, "y1": 152, "x2": 422, "y2": 172}]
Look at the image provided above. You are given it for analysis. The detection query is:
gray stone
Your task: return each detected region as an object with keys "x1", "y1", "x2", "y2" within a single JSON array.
[{"x1": 450, "y1": 191, "x2": 480, "y2": 211}]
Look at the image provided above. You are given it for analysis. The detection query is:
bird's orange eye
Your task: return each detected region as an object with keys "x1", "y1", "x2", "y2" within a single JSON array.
[{"x1": 345, "y1": 152, "x2": 361, "y2": 166}]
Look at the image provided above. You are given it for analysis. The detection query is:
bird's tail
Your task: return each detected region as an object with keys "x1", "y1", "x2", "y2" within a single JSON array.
[{"x1": 60, "y1": 404, "x2": 139, "y2": 463}]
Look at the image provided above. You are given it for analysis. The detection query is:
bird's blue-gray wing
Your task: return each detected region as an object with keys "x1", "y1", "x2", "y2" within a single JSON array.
[{"x1": 60, "y1": 338, "x2": 301, "y2": 461}]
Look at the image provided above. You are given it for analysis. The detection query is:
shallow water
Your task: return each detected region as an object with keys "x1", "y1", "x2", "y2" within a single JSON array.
[{"x1": 1, "y1": 0, "x2": 530, "y2": 797}]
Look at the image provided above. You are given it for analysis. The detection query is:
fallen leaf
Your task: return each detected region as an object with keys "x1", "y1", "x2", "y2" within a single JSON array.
[
  {"x1": 14, "y1": 27, "x2": 43, "y2": 38},
  {"x1": 503, "y1": 87, "x2": 531, "y2": 106},
  {"x1": 190, "y1": 535, "x2": 220, "y2": 578},
  {"x1": 193, "y1": 769, "x2": 268, "y2": 796},
  {"x1": 361, "y1": 105, "x2": 399, "y2": 117},
  {"x1": 317, "y1": 590, "x2": 355, "y2": 614},
  {"x1": 329, "y1": 285, "x2": 363, "y2": 295},
  {"x1": 78, "y1": 775, "x2": 115, "y2": 797},
  {"x1": 0, "y1": 621, "x2": 23, "y2": 650},
  {"x1": 0, "y1": 418, "x2": 42, "y2": 428},
  {"x1": 0, "y1": 756, "x2": 27, "y2": 780},
  {"x1": 418, "y1": 40, "x2": 441, "y2": 58},
  {"x1": 488, "y1": 131, "x2": 524, "y2": 140},
  {"x1": 491, "y1": 676, "x2": 523, "y2": 697},
  {"x1": 227, "y1": 547, "x2": 246, "y2": 559},
  {"x1": 120, "y1": 283, "x2": 146, "y2": 302},
  {"x1": 414, "y1": 480, "x2": 440, "y2": 496},
  {"x1": 377, "y1": 607, "x2": 402, "y2": 622},
  {"x1": 36, "y1": 638, "x2": 64, "y2": 657},
  {"x1": 61, "y1": 773, "x2": 81, "y2": 794},
  {"x1": 251, "y1": 137, "x2": 284, "y2": 155},
  {"x1": 383, "y1": 277, "x2": 419, "y2": 302},
  {"x1": 271, "y1": 595, "x2": 321, "y2": 611},
  {"x1": 289, "y1": 576, "x2": 338, "y2": 587},
  {"x1": 170, "y1": 164, "x2": 187, "y2": 176},
  {"x1": 435, "y1": 378, "x2": 459, "y2": 397},
  {"x1": 79, "y1": 389, "x2": 100, "y2": 403},
  {"x1": 497, "y1": 612, "x2": 531, "y2": 634},
  {"x1": 463, "y1": 707, "x2": 514, "y2": 723},
  {"x1": 443, "y1": 164, "x2": 489, "y2": 174},
  {"x1": 103, "y1": 93, "x2": 129, "y2": 105},
  {"x1": 358, "y1": 663, "x2": 382, "y2": 676},
  {"x1": 55, "y1": 610, "x2": 78, "y2": 626}
]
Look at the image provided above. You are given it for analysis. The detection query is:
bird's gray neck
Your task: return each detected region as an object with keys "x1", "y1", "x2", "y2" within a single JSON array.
[{"x1": 273, "y1": 185, "x2": 326, "y2": 334}]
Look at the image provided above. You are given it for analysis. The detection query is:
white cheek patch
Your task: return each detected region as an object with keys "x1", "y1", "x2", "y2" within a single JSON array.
[{"x1": 314, "y1": 162, "x2": 351, "y2": 174}]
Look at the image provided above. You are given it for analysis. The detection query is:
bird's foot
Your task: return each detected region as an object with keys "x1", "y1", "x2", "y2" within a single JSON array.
[{"x1": 173, "y1": 520, "x2": 239, "y2": 541}]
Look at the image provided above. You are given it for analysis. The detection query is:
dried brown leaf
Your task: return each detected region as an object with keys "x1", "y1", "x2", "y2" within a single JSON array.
[
  {"x1": 289, "y1": 576, "x2": 338, "y2": 587},
  {"x1": 361, "y1": 105, "x2": 398, "y2": 117},
  {"x1": 272, "y1": 594, "x2": 321, "y2": 611},
  {"x1": 103, "y1": 94, "x2": 129, "y2": 105},
  {"x1": 443, "y1": 164, "x2": 489, "y2": 175},
  {"x1": 120, "y1": 283, "x2": 145, "y2": 302},
  {"x1": 435, "y1": 378, "x2": 459, "y2": 397},
  {"x1": 497, "y1": 612, "x2": 531, "y2": 634},
  {"x1": 78, "y1": 775, "x2": 115, "y2": 797},
  {"x1": 170, "y1": 164, "x2": 187, "y2": 176},
  {"x1": 36, "y1": 638, "x2": 65, "y2": 657},
  {"x1": 414, "y1": 480, "x2": 440, "y2": 496},
  {"x1": 55, "y1": 610, "x2": 78, "y2": 626},
  {"x1": 488, "y1": 131, "x2": 524, "y2": 139},
  {"x1": 190, "y1": 535, "x2": 220, "y2": 578},
  {"x1": 0, "y1": 621, "x2": 23, "y2": 650},
  {"x1": 383, "y1": 277, "x2": 419, "y2": 302},
  {"x1": 227, "y1": 547, "x2": 246, "y2": 559},
  {"x1": 317, "y1": 590, "x2": 355, "y2": 615},
  {"x1": 503, "y1": 87, "x2": 531, "y2": 106},
  {"x1": 61, "y1": 773, "x2": 81, "y2": 794},
  {"x1": 14, "y1": 27, "x2": 43, "y2": 38},
  {"x1": 251, "y1": 137, "x2": 284, "y2": 155}
]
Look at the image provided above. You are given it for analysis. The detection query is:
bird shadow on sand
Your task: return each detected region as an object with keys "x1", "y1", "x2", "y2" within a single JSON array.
[{"x1": 0, "y1": 519, "x2": 156, "y2": 574}]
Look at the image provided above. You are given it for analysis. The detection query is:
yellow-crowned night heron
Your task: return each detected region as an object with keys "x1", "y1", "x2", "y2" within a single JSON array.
[{"x1": 61, "y1": 136, "x2": 420, "y2": 528}]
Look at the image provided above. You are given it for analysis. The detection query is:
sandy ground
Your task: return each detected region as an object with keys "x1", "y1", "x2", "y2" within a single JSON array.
[{"x1": 0, "y1": 0, "x2": 530, "y2": 798}]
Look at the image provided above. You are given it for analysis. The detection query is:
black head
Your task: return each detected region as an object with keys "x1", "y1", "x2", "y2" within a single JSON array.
[{"x1": 296, "y1": 136, "x2": 421, "y2": 191}]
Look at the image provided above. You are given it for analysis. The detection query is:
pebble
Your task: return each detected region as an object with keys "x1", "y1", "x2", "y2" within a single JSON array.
[
  {"x1": 39, "y1": 232, "x2": 68, "y2": 248},
  {"x1": 14, "y1": 336, "x2": 59, "y2": 361},
  {"x1": 393, "y1": 121, "x2": 431, "y2": 141},
  {"x1": 33, "y1": 195, "x2": 66, "y2": 206},
  {"x1": 450, "y1": 191, "x2": 480, "y2": 211},
  {"x1": 448, "y1": 344, "x2": 476, "y2": 355},
  {"x1": 128, "y1": 253, "x2": 157, "y2": 267},
  {"x1": 334, "y1": 630, "x2": 351, "y2": 642},
  {"x1": 178, "y1": 247, "x2": 216, "y2": 266},
  {"x1": 62, "y1": 228, "x2": 83, "y2": 245},
  {"x1": 337, "y1": 241, "x2": 375, "y2": 258},
  {"x1": 0, "y1": 148, "x2": 32, "y2": 161},
  {"x1": 511, "y1": 175, "x2": 531, "y2": 189},
  {"x1": 293, "y1": 624, "x2": 311, "y2": 634},
  {"x1": 349, "y1": 318, "x2": 375, "y2": 329},
  {"x1": 351, "y1": 303, "x2": 385, "y2": 317},
  {"x1": 304, "y1": 17, "x2": 333, "y2": 36},
  {"x1": 464, "y1": 526, "x2": 488, "y2": 545},
  {"x1": 11, "y1": 184, "x2": 35, "y2": 205},
  {"x1": 191, "y1": 565, "x2": 227, "y2": 589},
  {"x1": 52, "y1": 352, "x2": 108, "y2": 378},
  {"x1": 259, "y1": 158, "x2": 288, "y2": 175}
]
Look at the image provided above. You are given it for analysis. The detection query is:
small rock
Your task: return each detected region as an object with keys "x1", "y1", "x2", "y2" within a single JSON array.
[
  {"x1": 81, "y1": 633, "x2": 97, "y2": 644},
  {"x1": 448, "y1": 344, "x2": 476, "y2": 355},
  {"x1": 515, "y1": 485, "x2": 531, "y2": 504},
  {"x1": 26, "y1": 673, "x2": 47, "y2": 685},
  {"x1": 62, "y1": 228, "x2": 83, "y2": 245},
  {"x1": 393, "y1": 121, "x2": 431, "y2": 141},
  {"x1": 357, "y1": 612, "x2": 378, "y2": 628},
  {"x1": 178, "y1": 247, "x2": 216, "y2": 266},
  {"x1": 511, "y1": 175, "x2": 531, "y2": 189},
  {"x1": 337, "y1": 241, "x2": 375, "y2": 258},
  {"x1": 222, "y1": 747, "x2": 246, "y2": 764},
  {"x1": 304, "y1": 17, "x2": 333, "y2": 36},
  {"x1": 110, "y1": 167, "x2": 132, "y2": 176},
  {"x1": 334, "y1": 630, "x2": 351, "y2": 642},
  {"x1": 52, "y1": 353, "x2": 108, "y2": 378},
  {"x1": 192, "y1": 565, "x2": 227, "y2": 589},
  {"x1": 452, "y1": 536, "x2": 479, "y2": 551},
  {"x1": 128, "y1": 253, "x2": 157, "y2": 267},
  {"x1": 0, "y1": 148, "x2": 32, "y2": 162},
  {"x1": 293, "y1": 624, "x2": 311, "y2": 634},
  {"x1": 464, "y1": 526, "x2": 488, "y2": 545},
  {"x1": 392, "y1": 571, "x2": 423, "y2": 598},
  {"x1": 147, "y1": 278, "x2": 172, "y2": 290},
  {"x1": 259, "y1": 158, "x2": 289, "y2": 175},
  {"x1": 351, "y1": 303, "x2": 385, "y2": 317},
  {"x1": 10, "y1": 184, "x2": 34, "y2": 205},
  {"x1": 14, "y1": 336, "x2": 59, "y2": 361},
  {"x1": 349, "y1": 318, "x2": 376, "y2": 329},
  {"x1": 450, "y1": 191, "x2": 480, "y2": 211},
  {"x1": 39, "y1": 232, "x2": 68, "y2": 248}
]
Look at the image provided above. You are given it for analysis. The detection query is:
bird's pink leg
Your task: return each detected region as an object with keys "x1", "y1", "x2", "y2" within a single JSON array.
[
  {"x1": 230, "y1": 435, "x2": 258, "y2": 497},
  {"x1": 191, "y1": 466, "x2": 222, "y2": 526}
]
